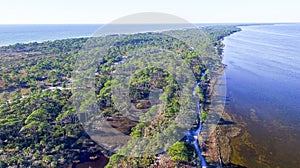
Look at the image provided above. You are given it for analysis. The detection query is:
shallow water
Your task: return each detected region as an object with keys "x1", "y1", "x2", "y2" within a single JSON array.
[{"x1": 223, "y1": 24, "x2": 300, "y2": 167}]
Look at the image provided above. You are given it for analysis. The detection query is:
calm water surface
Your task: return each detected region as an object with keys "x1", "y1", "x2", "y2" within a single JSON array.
[
  {"x1": 223, "y1": 24, "x2": 300, "y2": 167},
  {"x1": 0, "y1": 24, "x2": 100, "y2": 46}
]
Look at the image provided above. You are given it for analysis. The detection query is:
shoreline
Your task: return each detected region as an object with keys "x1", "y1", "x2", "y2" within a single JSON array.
[
  {"x1": 200, "y1": 29, "x2": 245, "y2": 167},
  {"x1": 215, "y1": 34, "x2": 244, "y2": 166},
  {"x1": 201, "y1": 66, "x2": 242, "y2": 166},
  {"x1": 210, "y1": 24, "x2": 300, "y2": 168}
]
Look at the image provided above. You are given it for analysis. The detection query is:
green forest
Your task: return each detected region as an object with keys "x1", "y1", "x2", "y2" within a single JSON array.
[{"x1": 0, "y1": 26, "x2": 240, "y2": 168}]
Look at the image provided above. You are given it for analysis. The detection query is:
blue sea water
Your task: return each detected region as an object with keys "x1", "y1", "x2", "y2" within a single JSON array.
[
  {"x1": 223, "y1": 24, "x2": 300, "y2": 167},
  {"x1": 0, "y1": 24, "x2": 101, "y2": 46}
]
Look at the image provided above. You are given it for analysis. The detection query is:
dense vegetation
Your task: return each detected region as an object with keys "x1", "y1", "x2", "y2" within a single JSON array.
[{"x1": 0, "y1": 26, "x2": 240, "y2": 167}]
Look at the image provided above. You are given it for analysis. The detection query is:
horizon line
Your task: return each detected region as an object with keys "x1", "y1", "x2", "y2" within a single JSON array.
[{"x1": 0, "y1": 22, "x2": 299, "y2": 25}]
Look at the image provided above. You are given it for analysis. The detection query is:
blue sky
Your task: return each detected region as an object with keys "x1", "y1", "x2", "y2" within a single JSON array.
[{"x1": 0, "y1": 0, "x2": 299, "y2": 24}]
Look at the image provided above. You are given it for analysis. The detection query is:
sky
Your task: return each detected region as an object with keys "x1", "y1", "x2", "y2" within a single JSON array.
[{"x1": 0, "y1": 0, "x2": 299, "y2": 24}]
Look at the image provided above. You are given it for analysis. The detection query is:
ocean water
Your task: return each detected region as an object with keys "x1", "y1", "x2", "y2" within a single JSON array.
[
  {"x1": 0, "y1": 24, "x2": 101, "y2": 46},
  {"x1": 223, "y1": 24, "x2": 300, "y2": 167},
  {"x1": 0, "y1": 23, "x2": 233, "y2": 46}
]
